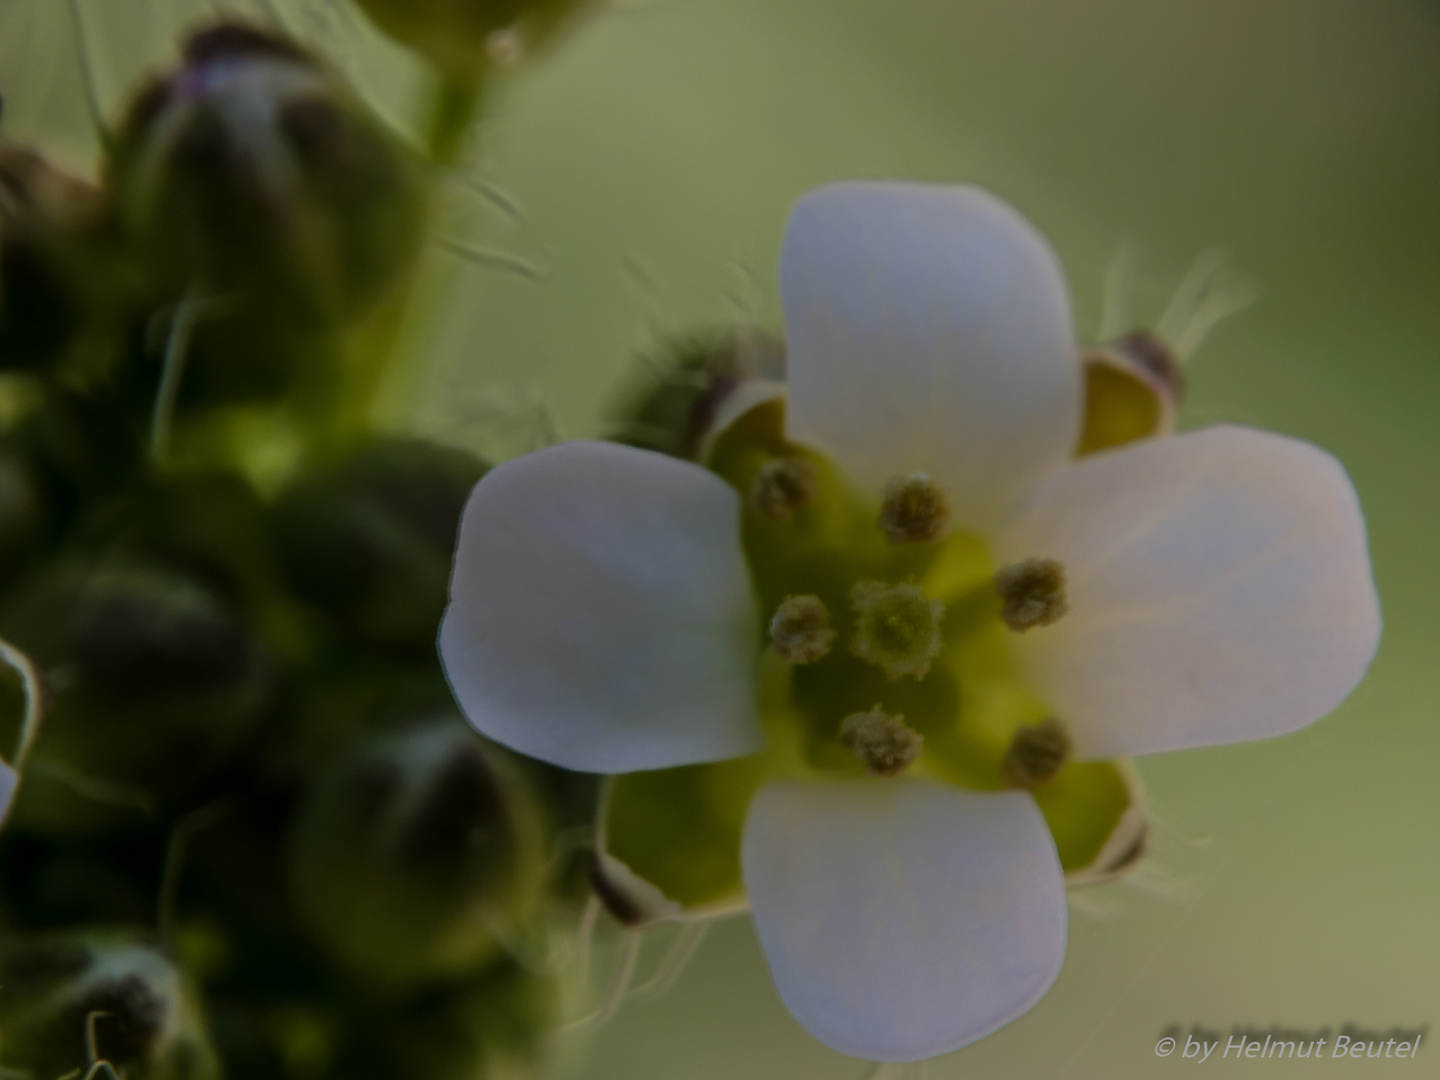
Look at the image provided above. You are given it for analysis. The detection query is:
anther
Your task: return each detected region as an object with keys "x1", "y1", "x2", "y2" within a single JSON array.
[
  {"x1": 994, "y1": 557, "x2": 1069, "y2": 632},
  {"x1": 749, "y1": 457, "x2": 818, "y2": 521},
  {"x1": 878, "y1": 472, "x2": 951, "y2": 544},
  {"x1": 849, "y1": 582, "x2": 944, "y2": 679},
  {"x1": 840, "y1": 707, "x2": 924, "y2": 777},
  {"x1": 1001, "y1": 718, "x2": 1072, "y2": 788},
  {"x1": 769, "y1": 595, "x2": 835, "y2": 664}
]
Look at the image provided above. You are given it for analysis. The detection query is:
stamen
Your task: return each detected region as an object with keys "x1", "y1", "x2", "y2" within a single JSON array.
[
  {"x1": 840, "y1": 707, "x2": 924, "y2": 777},
  {"x1": 769, "y1": 595, "x2": 836, "y2": 664},
  {"x1": 994, "y1": 557, "x2": 1069, "y2": 632},
  {"x1": 878, "y1": 473, "x2": 951, "y2": 545},
  {"x1": 749, "y1": 457, "x2": 818, "y2": 521},
  {"x1": 849, "y1": 582, "x2": 944, "y2": 679},
  {"x1": 1001, "y1": 718, "x2": 1072, "y2": 788}
]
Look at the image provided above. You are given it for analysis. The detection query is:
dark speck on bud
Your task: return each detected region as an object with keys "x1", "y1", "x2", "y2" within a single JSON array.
[
  {"x1": 995, "y1": 557, "x2": 1069, "y2": 632},
  {"x1": 878, "y1": 472, "x2": 951, "y2": 544},
  {"x1": 840, "y1": 707, "x2": 923, "y2": 777},
  {"x1": 769, "y1": 594, "x2": 835, "y2": 664},
  {"x1": 1001, "y1": 717, "x2": 1072, "y2": 788},
  {"x1": 108, "y1": 22, "x2": 425, "y2": 331},
  {"x1": 750, "y1": 456, "x2": 818, "y2": 522}
]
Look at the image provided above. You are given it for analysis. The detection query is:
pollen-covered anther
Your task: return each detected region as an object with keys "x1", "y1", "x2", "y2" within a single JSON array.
[
  {"x1": 749, "y1": 457, "x2": 819, "y2": 521},
  {"x1": 840, "y1": 707, "x2": 924, "y2": 777},
  {"x1": 849, "y1": 581, "x2": 944, "y2": 679},
  {"x1": 994, "y1": 557, "x2": 1069, "y2": 632},
  {"x1": 1001, "y1": 717, "x2": 1072, "y2": 789},
  {"x1": 769, "y1": 595, "x2": 836, "y2": 664},
  {"x1": 878, "y1": 472, "x2": 951, "y2": 544}
]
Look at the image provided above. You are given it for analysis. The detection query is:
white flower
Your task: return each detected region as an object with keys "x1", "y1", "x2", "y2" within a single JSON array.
[{"x1": 439, "y1": 182, "x2": 1380, "y2": 1063}]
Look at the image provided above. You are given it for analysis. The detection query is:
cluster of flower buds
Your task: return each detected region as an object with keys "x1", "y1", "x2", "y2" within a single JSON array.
[{"x1": 0, "y1": 17, "x2": 593, "y2": 1080}]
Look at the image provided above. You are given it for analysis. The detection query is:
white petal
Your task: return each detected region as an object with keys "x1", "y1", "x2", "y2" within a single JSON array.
[
  {"x1": 781, "y1": 182, "x2": 1080, "y2": 530},
  {"x1": 742, "y1": 778, "x2": 1067, "y2": 1062},
  {"x1": 439, "y1": 441, "x2": 762, "y2": 774},
  {"x1": 998, "y1": 425, "x2": 1381, "y2": 759}
]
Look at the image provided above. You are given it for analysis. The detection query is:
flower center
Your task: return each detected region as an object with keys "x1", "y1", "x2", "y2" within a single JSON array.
[
  {"x1": 849, "y1": 581, "x2": 943, "y2": 679},
  {"x1": 707, "y1": 399, "x2": 1068, "y2": 790}
]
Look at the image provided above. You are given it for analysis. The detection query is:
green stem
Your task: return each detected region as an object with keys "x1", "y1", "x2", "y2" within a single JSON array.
[
  {"x1": 328, "y1": 70, "x2": 490, "y2": 447},
  {"x1": 427, "y1": 70, "x2": 487, "y2": 167}
]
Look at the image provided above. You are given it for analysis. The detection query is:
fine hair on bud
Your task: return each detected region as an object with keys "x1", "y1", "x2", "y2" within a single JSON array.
[{"x1": 609, "y1": 327, "x2": 785, "y2": 460}]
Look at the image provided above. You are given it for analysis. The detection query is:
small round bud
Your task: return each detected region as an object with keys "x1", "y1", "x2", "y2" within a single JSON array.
[
  {"x1": 994, "y1": 557, "x2": 1069, "y2": 632},
  {"x1": 352, "y1": 0, "x2": 597, "y2": 77},
  {"x1": 108, "y1": 23, "x2": 425, "y2": 331},
  {"x1": 0, "y1": 935, "x2": 220, "y2": 1080},
  {"x1": 749, "y1": 456, "x2": 818, "y2": 522},
  {"x1": 610, "y1": 328, "x2": 786, "y2": 461},
  {"x1": 271, "y1": 438, "x2": 487, "y2": 649},
  {"x1": 1001, "y1": 717, "x2": 1072, "y2": 788},
  {"x1": 0, "y1": 144, "x2": 110, "y2": 373},
  {"x1": 878, "y1": 472, "x2": 951, "y2": 544},
  {"x1": 1077, "y1": 331, "x2": 1184, "y2": 456},
  {"x1": 288, "y1": 719, "x2": 548, "y2": 986},
  {"x1": 768, "y1": 594, "x2": 835, "y2": 664},
  {"x1": 849, "y1": 581, "x2": 944, "y2": 680},
  {"x1": 0, "y1": 562, "x2": 273, "y2": 826},
  {"x1": 840, "y1": 707, "x2": 924, "y2": 777}
]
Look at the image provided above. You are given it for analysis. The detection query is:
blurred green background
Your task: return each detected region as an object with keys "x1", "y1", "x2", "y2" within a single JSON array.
[{"x1": 1, "y1": 0, "x2": 1436, "y2": 1075}]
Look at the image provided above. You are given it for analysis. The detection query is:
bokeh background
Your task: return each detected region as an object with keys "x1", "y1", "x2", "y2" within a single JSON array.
[{"x1": 1, "y1": 0, "x2": 1436, "y2": 1075}]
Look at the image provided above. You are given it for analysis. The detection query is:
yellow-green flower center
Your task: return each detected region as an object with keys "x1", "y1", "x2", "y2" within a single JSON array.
[{"x1": 708, "y1": 401, "x2": 1066, "y2": 791}]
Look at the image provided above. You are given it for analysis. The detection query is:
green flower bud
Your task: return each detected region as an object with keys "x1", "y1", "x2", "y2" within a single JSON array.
[
  {"x1": 1076, "y1": 330, "x2": 1184, "y2": 456},
  {"x1": 0, "y1": 934, "x2": 220, "y2": 1080},
  {"x1": 108, "y1": 23, "x2": 426, "y2": 331},
  {"x1": 271, "y1": 438, "x2": 486, "y2": 649},
  {"x1": 610, "y1": 327, "x2": 786, "y2": 461},
  {"x1": 0, "y1": 562, "x2": 273, "y2": 830},
  {"x1": 0, "y1": 143, "x2": 113, "y2": 373},
  {"x1": 288, "y1": 719, "x2": 547, "y2": 986},
  {"x1": 352, "y1": 0, "x2": 596, "y2": 77}
]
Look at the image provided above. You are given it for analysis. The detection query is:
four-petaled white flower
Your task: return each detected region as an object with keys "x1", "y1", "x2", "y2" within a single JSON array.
[{"x1": 439, "y1": 182, "x2": 1380, "y2": 1063}]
